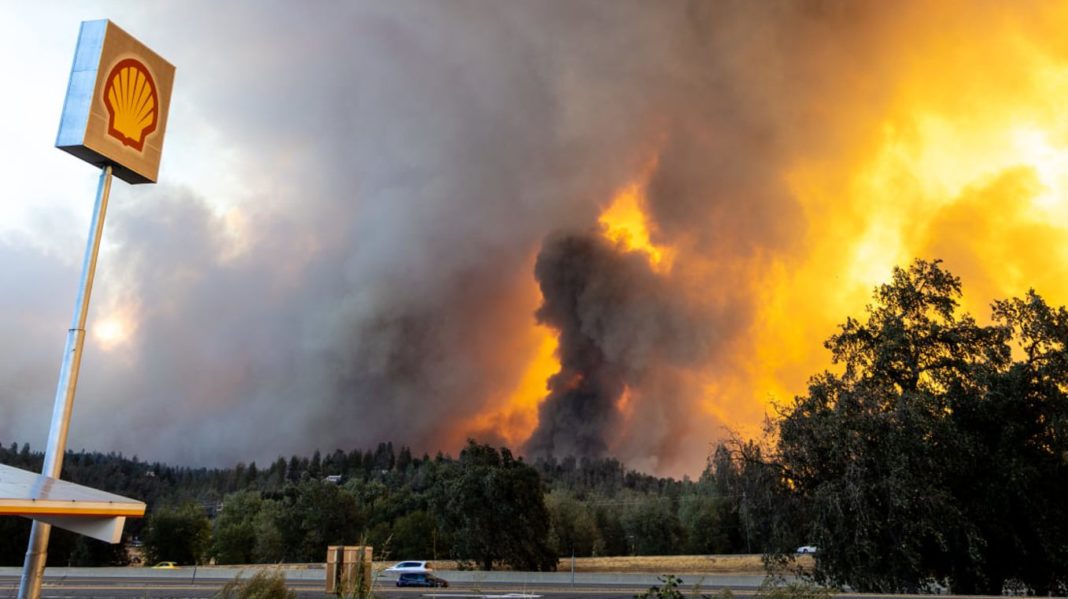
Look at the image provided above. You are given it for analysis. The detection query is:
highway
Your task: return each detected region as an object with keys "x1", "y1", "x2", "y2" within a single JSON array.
[
  {"x1": 0, "y1": 573, "x2": 1022, "y2": 599},
  {"x1": 0, "y1": 574, "x2": 719, "y2": 599},
  {"x1": 0, "y1": 569, "x2": 761, "y2": 599},
  {"x1": 0, "y1": 569, "x2": 1005, "y2": 599}
]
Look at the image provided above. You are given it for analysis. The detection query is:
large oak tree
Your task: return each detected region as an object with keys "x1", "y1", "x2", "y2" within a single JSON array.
[{"x1": 778, "y1": 260, "x2": 1068, "y2": 594}]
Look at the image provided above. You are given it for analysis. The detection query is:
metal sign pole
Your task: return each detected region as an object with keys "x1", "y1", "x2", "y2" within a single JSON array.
[{"x1": 18, "y1": 165, "x2": 114, "y2": 599}]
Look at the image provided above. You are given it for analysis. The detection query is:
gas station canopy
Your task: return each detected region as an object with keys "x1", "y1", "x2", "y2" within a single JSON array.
[{"x1": 0, "y1": 463, "x2": 145, "y2": 542}]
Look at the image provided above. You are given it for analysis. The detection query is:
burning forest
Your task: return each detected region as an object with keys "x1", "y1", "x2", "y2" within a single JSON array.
[{"x1": 2, "y1": 2, "x2": 1068, "y2": 476}]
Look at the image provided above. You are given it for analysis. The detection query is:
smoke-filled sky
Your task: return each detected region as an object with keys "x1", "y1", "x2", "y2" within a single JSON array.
[{"x1": 2, "y1": 1, "x2": 1068, "y2": 477}]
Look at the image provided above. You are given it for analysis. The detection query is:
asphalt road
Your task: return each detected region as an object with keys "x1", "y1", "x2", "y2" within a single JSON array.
[
  {"x1": 0, "y1": 573, "x2": 755, "y2": 599},
  {"x1": 3, "y1": 575, "x2": 638, "y2": 598},
  {"x1": 0, "y1": 566, "x2": 776, "y2": 599},
  {"x1": 0, "y1": 574, "x2": 1019, "y2": 599}
]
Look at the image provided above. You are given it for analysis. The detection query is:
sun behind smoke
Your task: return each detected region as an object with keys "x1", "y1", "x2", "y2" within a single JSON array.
[{"x1": 93, "y1": 307, "x2": 137, "y2": 352}]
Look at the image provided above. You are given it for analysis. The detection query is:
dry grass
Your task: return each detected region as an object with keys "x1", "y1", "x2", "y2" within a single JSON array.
[
  {"x1": 373, "y1": 554, "x2": 813, "y2": 574},
  {"x1": 559, "y1": 554, "x2": 796, "y2": 574}
]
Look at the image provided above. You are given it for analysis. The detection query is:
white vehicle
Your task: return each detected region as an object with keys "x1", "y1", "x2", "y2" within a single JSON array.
[
  {"x1": 384, "y1": 561, "x2": 431, "y2": 574},
  {"x1": 796, "y1": 545, "x2": 818, "y2": 554}
]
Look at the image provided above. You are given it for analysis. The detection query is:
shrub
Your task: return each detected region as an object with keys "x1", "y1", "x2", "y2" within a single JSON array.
[
  {"x1": 635, "y1": 575, "x2": 686, "y2": 599},
  {"x1": 216, "y1": 570, "x2": 296, "y2": 599},
  {"x1": 755, "y1": 580, "x2": 832, "y2": 599}
]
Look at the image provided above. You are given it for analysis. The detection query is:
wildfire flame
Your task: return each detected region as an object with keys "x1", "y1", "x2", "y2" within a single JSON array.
[
  {"x1": 470, "y1": 2, "x2": 1068, "y2": 470},
  {"x1": 746, "y1": 3, "x2": 1068, "y2": 423},
  {"x1": 466, "y1": 316, "x2": 560, "y2": 447},
  {"x1": 473, "y1": 183, "x2": 672, "y2": 448},
  {"x1": 598, "y1": 184, "x2": 674, "y2": 272}
]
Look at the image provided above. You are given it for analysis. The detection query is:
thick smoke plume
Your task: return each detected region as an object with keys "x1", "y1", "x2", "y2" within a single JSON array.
[
  {"x1": 2, "y1": 1, "x2": 1068, "y2": 476},
  {"x1": 525, "y1": 232, "x2": 719, "y2": 463},
  {"x1": 526, "y1": 234, "x2": 628, "y2": 460}
]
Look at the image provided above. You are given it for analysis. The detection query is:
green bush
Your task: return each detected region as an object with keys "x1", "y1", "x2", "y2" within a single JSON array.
[
  {"x1": 216, "y1": 570, "x2": 295, "y2": 599},
  {"x1": 755, "y1": 580, "x2": 832, "y2": 599},
  {"x1": 635, "y1": 575, "x2": 687, "y2": 599}
]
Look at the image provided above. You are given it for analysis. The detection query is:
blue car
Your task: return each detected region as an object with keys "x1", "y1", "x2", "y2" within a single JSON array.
[{"x1": 397, "y1": 573, "x2": 449, "y2": 588}]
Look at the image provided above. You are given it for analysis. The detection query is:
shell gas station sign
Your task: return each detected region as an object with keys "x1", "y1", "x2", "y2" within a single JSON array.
[
  {"x1": 56, "y1": 19, "x2": 175, "y2": 184},
  {"x1": 12, "y1": 19, "x2": 173, "y2": 599}
]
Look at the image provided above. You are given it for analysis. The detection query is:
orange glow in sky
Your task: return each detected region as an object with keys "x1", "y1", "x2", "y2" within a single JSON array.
[
  {"x1": 598, "y1": 184, "x2": 674, "y2": 272},
  {"x1": 466, "y1": 319, "x2": 560, "y2": 448}
]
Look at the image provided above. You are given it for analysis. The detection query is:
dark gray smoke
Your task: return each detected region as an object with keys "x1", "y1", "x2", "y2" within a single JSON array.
[
  {"x1": 526, "y1": 234, "x2": 632, "y2": 459},
  {"x1": 525, "y1": 231, "x2": 726, "y2": 463},
  {"x1": 1, "y1": 0, "x2": 958, "y2": 475}
]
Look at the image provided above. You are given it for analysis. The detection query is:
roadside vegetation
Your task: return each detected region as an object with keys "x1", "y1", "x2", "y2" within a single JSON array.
[
  {"x1": 773, "y1": 260, "x2": 1068, "y2": 594},
  {"x1": 1, "y1": 259, "x2": 1065, "y2": 594},
  {"x1": 634, "y1": 575, "x2": 831, "y2": 599},
  {"x1": 216, "y1": 570, "x2": 296, "y2": 599}
]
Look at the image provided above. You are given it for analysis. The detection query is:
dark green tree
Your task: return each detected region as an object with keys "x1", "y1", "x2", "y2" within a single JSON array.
[
  {"x1": 211, "y1": 490, "x2": 262, "y2": 564},
  {"x1": 777, "y1": 260, "x2": 1068, "y2": 594},
  {"x1": 271, "y1": 479, "x2": 362, "y2": 562},
  {"x1": 67, "y1": 535, "x2": 130, "y2": 567},
  {"x1": 545, "y1": 490, "x2": 598, "y2": 557},
  {"x1": 621, "y1": 493, "x2": 682, "y2": 556},
  {"x1": 945, "y1": 291, "x2": 1068, "y2": 594},
  {"x1": 435, "y1": 441, "x2": 556, "y2": 570},
  {"x1": 678, "y1": 494, "x2": 729, "y2": 555},
  {"x1": 699, "y1": 444, "x2": 749, "y2": 553},
  {"x1": 391, "y1": 510, "x2": 437, "y2": 559},
  {"x1": 142, "y1": 502, "x2": 211, "y2": 565},
  {"x1": 592, "y1": 506, "x2": 628, "y2": 556},
  {"x1": 252, "y1": 499, "x2": 286, "y2": 563}
]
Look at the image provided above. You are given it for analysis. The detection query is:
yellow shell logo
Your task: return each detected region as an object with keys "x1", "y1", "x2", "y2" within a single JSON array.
[{"x1": 103, "y1": 58, "x2": 158, "y2": 151}]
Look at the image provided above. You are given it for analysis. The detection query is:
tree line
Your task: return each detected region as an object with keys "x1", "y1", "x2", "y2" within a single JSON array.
[
  {"x1": 0, "y1": 438, "x2": 763, "y2": 570},
  {"x1": 2, "y1": 259, "x2": 1066, "y2": 594}
]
